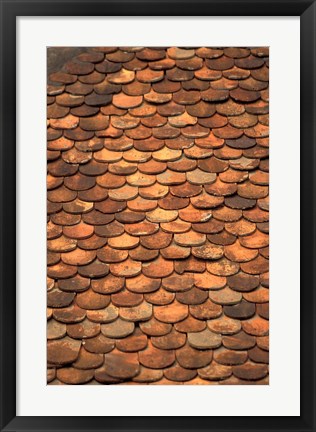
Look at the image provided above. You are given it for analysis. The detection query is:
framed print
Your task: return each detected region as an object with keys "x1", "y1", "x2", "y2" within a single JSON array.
[{"x1": 1, "y1": 0, "x2": 315, "y2": 431}]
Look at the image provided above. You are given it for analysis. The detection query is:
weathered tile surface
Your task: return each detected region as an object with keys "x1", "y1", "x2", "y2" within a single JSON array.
[{"x1": 47, "y1": 46, "x2": 269, "y2": 385}]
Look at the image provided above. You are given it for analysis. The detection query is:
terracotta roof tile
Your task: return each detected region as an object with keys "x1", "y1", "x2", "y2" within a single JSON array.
[{"x1": 47, "y1": 46, "x2": 269, "y2": 384}]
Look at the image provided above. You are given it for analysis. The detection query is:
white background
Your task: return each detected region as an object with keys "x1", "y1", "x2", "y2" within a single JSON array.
[{"x1": 16, "y1": 17, "x2": 300, "y2": 416}]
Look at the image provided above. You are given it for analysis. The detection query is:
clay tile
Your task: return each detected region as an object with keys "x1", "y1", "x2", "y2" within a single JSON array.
[
  {"x1": 145, "y1": 288, "x2": 174, "y2": 307},
  {"x1": 186, "y1": 101, "x2": 216, "y2": 118},
  {"x1": 110, "y1": 258, "x2": 142, "y2": 278},
  {"x1": 86, "y1": 303, "x2": 118, "y2": 324},
  {"x1": 191, "y1": 241, "x2": 223, "y2": 259},
  {"x1": 115, "y1": 209, "x2": 146, "y2": 224},
  {"x1": 47, "y1": 337, "x2": 81, "y2": 365},
  {"x1": 198, "y1": 362, "x2": 232, "y2": 381},
  {"x1": 239, "y1": 230, "x2": 269, "y2": 249},
  {"x1": 136, "y1": 68, "x2": 164, "y2": 83},
  {"x1": 152, "y1": 124, "x2": 180, "y2": 140},
  {"x1": 174, "y1": 315, "x2": 206, "y2": 333},
  {"x1": 166, "y1": 67, "x2": 194, "y2": 82},
  {"x1": 177, "y1": 287, "x2": 208, "y2": 305},
  {"x1": 101, "y1": 317, "x2": 135, "y2": 338},
  {"x1": 47, "y1": 103, "x2": 70, "y2": 120},
  {"x1": 154, "y1": 300, "x2": 188, "y2": 323},
  {"x1": 168, "y1": 156, "x2": 197, "y2": 174},
  {"x1": 230, "y1": 88, "x2": 261, "y2": 103},
  {"x1": 257, "y1": 335, "x2": 269, "y2": 351},
  {"x1": 107, "y1": 50, "x2": 135, "y2": 63},
  {"x1": 67, "y1": 318, "x2": 100, "y2": 339},
  {"x1": 85, "y1": 91, "x2": 112, "y2": 107},
  {"x1": 207, "y1": 316, "x2": 241, "y2": 334},
  {"x1": 239, "y1": 76, "x2": 268, "y2": 91},
  {"x1": 209, "y1": 287, "x2": 242, "y2": 305},
  {"x1": 244, "y1": 286, "x2": 269, "y2": 303},
  {"x1": 222, "y1": 330, "x2": 256, "y2": 350},
  {"x1": 47, "y1": 136, "x2": 74, "y2": 152},
  {"x1": 223, "y1": 66, "x2": 250, "y2": 80},
  {"x1": 62, "y1": 198, "x2": 94, "y2": 215},
  {"x1": 64, "y1": 173, "x2": 95, "y2": 191},
  {"x1": 112, "y1": 93, "x2": 143, "y2": 109},
  {"x1": 161, "y1": 273, "x2": 194, "y2": 293},
  {"x1": 125, "y1": 274, "x2": 160, "y2": 294},
  {"x1": 177, "y1": 344, "x2": 213, "y2": 369},
  {"x1": 164, "y1": 364, "x2": 197, "y2": 382},
  {"x1": 224, "y1": 47, "x2": 250, "y2": 58},
  {"x1": 149, "y1": 58, "x2": 176, "y2": 71},
  {"x1": 97, "y1": 245, "x2": 128, "y2": 263},
  {"x1": 77, "y1": 259, "x2": 110, "y2": 278},
  {"x1": 47, "y1": 84, "x2": 65, "y2": 96},
  {"x1": 242, "y1": 316, "x2": 269, "y2": 336},
  {"x1": 191, "y1": 192, "x2": 224, "y2": 210},
  {"x1": 63, "y1": 221, "x2": 94, "y2": 240},
  {"x1": 225, "y1": 236, "x2": 256, "y2": 261},
  {"x1": 123, "y1": 149, "x2": 152, "y2": 163},
  {"x1": 227, "y1": 272, "x2": 259, "y2": 292},
  {"x1": 47, "y1": 127, "x2": 62, "y2": 141},
  {"x1": 258, "y1": 196, "x2": 269, "y2": 211},
  {"x1": 146, "y1": 208, "x2": 178, "y2": 223},
  {"x1": 133, "y1": 366, "x2": 163, "y2": 383},
  {"x1": 244, "y1": 123, "x2": 269, "y2": 139},
  {"x1": 240, "y1": 255, "x2": 269, "y2": 275},
  {"x1": 229, "y1": 112, "x2": 258, "y2": 129},
  {"x1": 115, "y1": 328, "x2": 148, "y2": 352},
  {"x1": 184, "y1": 146, "x2": 213, "y2": 160},
  {"x1": 152, "y1": 328, "x2": 186, "y2": 350},
  {"x1": 79, "y1": 70, "x2": 105, "y2": 84},
  {"x1": 157, "y1": 101, "x2": 185, "y2": 117},
  {"x1": 213, "y1": 124, "x2": 243, "y2": 140},
  {"x1": 159, "y1": 194, "x2": 189, "y2": 210},
  {"x1": 206, "y1": 56, "x2": 234, "y2": 70},
  {"x1": 190, "y1": 299, "x2": 222, "y2": 320},
  {"x1": 188, "y1": 328, "x2": 221, "y2": 349},
  {"x1": 61, "y1": 248, "x2": 96, "y2": 266},
  {"x1": 178, "y1": 204, "x2": 212, "y2": 223},
  {"x1": 174, "y1": 230, "x2": 206, "y2": 246},
  {"x1": 195, "y1": 133, "x2": 224, "y2": 149},
  {"x1": 58, "y1": 274, "x2": 90, "y2": 292},
  {"x1": 102, "y1": 349, "x2": 140, "y2": 379},
  {"x1": 201, "y1": 88, "x2": 229, "y2": 102},
  {"x1": 73, "y1": 347, "x2": 104, "y2": 369},
  {"x1": 130, "y1": 102, "x2": 157, "y2": 118},
  {"x1": 168, "y1": 112, "x2": 197, "y2": 128},
  {"x1": 207, "y1": 257, "x2": 239, "y2": 276},
  {"x1": 195, "y1": 67, "x2": 222, "y2": 81},
  {"x1": 224, "y1": 300, "x2": 256, "y2": 320},
  {"x1": 243, "y1": 207, "x2": 269, "y2": 224},
  {"x1": 173, "y1": 88, "x2": 201, "y2": 105},
  {"x1": 140, "y1": 230, "x2": 172, "y2": 249},
  {"x1": 139, "y1": 317, "x2": 172, "y2": 336},
  {"x1": 120, "y1": 301, "x2": 153, "y2": 322},
  {"x1": 139, "y1": 182, "x2": 169, "y2": 200},
  {"x1": 107, "y1": 68, "x2": 135, "y2": 84},
  {"x1": 126, "y1": 221, "x2": 159, "y2": 237},
  {"x1": 79, "y1": 160, "x2": 108, "y2": 176},
  {"x1": 207, "y1": 230, "x2": 235, "y2": 246},
  {"x1": 251, "y1": 64, "x2": 269, "y2": 81},
  {"x1": 136, "y1": 48, "x2": 165, "y2": 61},
  {"x1": 47, "y1": 288, "x2": 75, "y2": 308},
  {"x1": 225, "y1": 219, "x2": 256, "y2": 237},
  {"x1": 197, "y1": 156, "x2": 228, "y2": 173},
  {"x1": 129, "y1": 245, "x2": 159, "y2": 262},
  {"x1": 167, "y1": 47, "x2": 195, "y2": 60},
  {"x1": 50, "y1": 71, "x2": 77, "y2": 84},
  {"x1": 156, "y1": 170, "x2": 186, "y2": 186},
  {"x1": 233, "y1": 362, "x2": 268, "y2": 380},
  {"x1": 176, "y1": 56, "x2": 203, "y2": 71},
  {"x1": 174, "y1": 255, "x2": 206, "y2": 274},
  {"x1": 235, "y1": 55, "x2": 265, "y2": 69},
  {"x1": 225, "y1": 195, "x2": 256, "y2": 210},
  {"x1": 47, "y1": 185, "x2": 76, "y2": 203},
  {"x1": 108, "y1": 184, "x2": 138, "y2": 201},
  {"x1": 127, "y1": 196, "x2": 157, "y2": 212},
  {"x1": 125, "y1": 124, "x2": 152, "y2": 140},
  {"x1": 214, "y1": 347, "x2": 247, "y2": 366},
  {"x1": 47, "y1": 319, "x2": 67, "y2": 340},
  {"x1": 161, "y1": 219, "x2": 191, "y2": 233},
  {"x1": 161, "y1": 242, "x2": 191, "y2": 260},
  {"x1": 139, "y1": 341, "x2": 175, "y2": 368},
  {"x1": 142, "y1": 255, "x2": 174, "y2": 278},
  {"x1": 195, "y1": 47, "x2": 223, "y2": 59},
  {"x1": 205, "y1": 179, "x2": 237, "y2": 197},
  {"x1": 91, "y1": 274, "x2": 124, "y2": 295},
  {"x1": 211, "y1": 78, "x2": 238, "y2": 91}
]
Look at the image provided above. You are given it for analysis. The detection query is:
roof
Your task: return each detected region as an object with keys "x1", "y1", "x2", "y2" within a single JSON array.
[{"x1": 47, "y1": 46, "x2": 269, "y2": 385}]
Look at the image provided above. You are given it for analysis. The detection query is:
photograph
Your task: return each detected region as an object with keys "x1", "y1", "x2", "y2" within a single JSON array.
[{"x1": 47, "y1": 46, "x2": 269, "y2": 385}]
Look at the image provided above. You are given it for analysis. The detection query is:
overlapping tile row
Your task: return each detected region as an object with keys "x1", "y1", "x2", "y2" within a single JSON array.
[{"x1": 47, "y1": 46, "x2": 269, "y2": 385}]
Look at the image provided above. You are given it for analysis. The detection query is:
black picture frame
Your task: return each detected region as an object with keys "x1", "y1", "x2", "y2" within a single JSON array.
[{"x1": 0, "y1": 0, "x2": 315, "y2": 430}]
